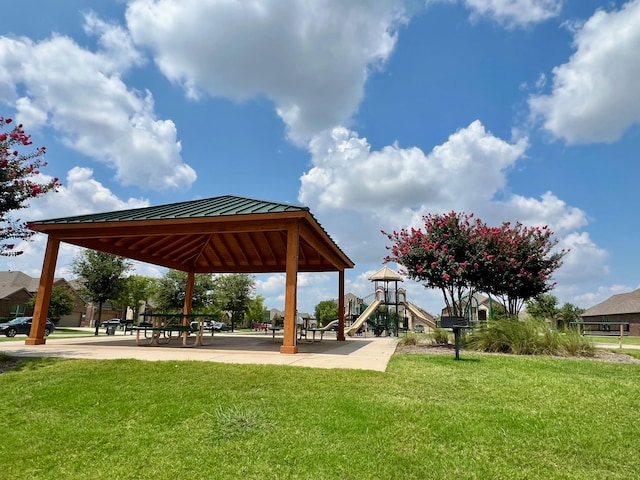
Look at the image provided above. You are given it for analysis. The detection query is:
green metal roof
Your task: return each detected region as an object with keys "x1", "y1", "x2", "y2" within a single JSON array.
[
  {"x1": 29, "y1": 195, "x2": 309, "y2": 225},
  {"x1": 28, "y1": 195, "x2": 354, "y2": 272}
]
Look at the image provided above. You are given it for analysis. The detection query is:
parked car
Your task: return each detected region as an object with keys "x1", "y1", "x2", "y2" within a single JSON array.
[
  {"x1": 0, "y1": 316, "x2": 55, "y2": 337},
  {"x1": 414, "y1": 325, "x2": 425, "y2": 333},
  {"x1": 100, "y1": 318, "x2": 121, "y2": 328},
  {"x1": 211, "y1": 321, "x2": 230, "y2": 331},
  {"x1": 192, "y1": 320, "x2": 230, "y2": 332}
]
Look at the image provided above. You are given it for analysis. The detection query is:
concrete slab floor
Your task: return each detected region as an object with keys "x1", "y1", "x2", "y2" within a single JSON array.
[{"x1": 0, "y1": 331, "x2": 399, "y2": 372}]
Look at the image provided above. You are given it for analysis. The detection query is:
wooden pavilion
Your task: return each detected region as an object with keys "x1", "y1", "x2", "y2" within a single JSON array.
[{"x1": 25, "y1": 195, "x2": 354, "y2": 354}]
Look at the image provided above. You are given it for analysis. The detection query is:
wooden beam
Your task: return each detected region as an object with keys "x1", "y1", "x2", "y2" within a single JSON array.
[
  {"x1": 183, "y1": 271, "x2": 195, "y2": 321},
  {"x1": 26, "y1": 236, "x2": 60, "y2": 345},
  {"x1": 63, "y1": 238, "x2": 188, "y2": 272},
  {"x1": 280, "y1": 221, "x2": 299, "y2": 354},
  {"x1": 241, "y1": 232, "x2": 263, "y2": 266},
  {"x1": 299, "y1": 221, "x2": 352, "y2": 270},
  {"x1": 33, "y1": 216, "x2": 302, "y2": 238},
  {"x1": 337, "y1": 269, "x2": 345, "y2": 341}
]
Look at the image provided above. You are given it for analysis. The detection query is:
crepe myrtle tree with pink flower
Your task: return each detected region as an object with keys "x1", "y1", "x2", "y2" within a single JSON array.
[
  {"x1": 383, "y1": 212, "x2": 485, "y2": 318},
  {"x1": 0, "y1": 116, "x2": 60, "y2": 256},
  {"x1": 383, "y1": 212, "x2": 566, "y2": 318},
  {"x1": 472, "y1": 221, "x2": 566, "y2": 316}
]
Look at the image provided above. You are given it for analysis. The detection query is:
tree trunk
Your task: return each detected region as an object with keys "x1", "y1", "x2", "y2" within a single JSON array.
[{"x1": 94, "y1": 301, "x2": 103, "y2": 335}]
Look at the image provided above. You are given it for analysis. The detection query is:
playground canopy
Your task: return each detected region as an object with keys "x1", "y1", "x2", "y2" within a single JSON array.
[{"x1": 25, "y1": 195, "x2": 355, "y2": 354}]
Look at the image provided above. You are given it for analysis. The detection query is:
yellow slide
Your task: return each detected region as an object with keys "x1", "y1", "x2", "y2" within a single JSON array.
[
  {"x1": 400, "y1": 301, "x2": 437, "y2": 329},
  {"x1": 345, "y1": 298, "x2": 383, "y2": 336},
  {"x1": 316, "y1": 319, "x2": 339, "y2": 331}
]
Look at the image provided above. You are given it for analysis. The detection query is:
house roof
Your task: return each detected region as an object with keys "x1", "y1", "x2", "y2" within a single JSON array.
[
  {"x1": 0, "y1": 271, "x2": 80, "y2": 302},
  {"x1": 28, "y1": 195, "x2": 354, "y2": 274},
  {"x1": 582, "y1": 288, "x2": 640, "y2": 317},
  {"x1": 0, "y1": 271, "x2": 33, "y2": 289}
]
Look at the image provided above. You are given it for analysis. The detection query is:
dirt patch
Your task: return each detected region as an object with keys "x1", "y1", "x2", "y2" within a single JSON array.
[{"x1": 395, "y1": 343, "x2": 640, "y2": 364}]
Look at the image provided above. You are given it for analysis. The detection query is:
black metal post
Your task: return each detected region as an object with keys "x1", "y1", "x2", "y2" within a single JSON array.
[{"x1": 454, "y1": 327, "x2": 461, "y2": 361}]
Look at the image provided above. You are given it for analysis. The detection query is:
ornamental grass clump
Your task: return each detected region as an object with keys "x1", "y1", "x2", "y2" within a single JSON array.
[
  {"x1": 561, "y1": 328, "x2": 595, "y2": 357},
  {"x1": 465, "y1": 318, "x2": 592, "y2": 357},
  {"x1": 398, "y1": 332, "x2": 420, "y2": 346},
  {"x1": 431, "y1": 327, "x2": 450, "y2": 345}
]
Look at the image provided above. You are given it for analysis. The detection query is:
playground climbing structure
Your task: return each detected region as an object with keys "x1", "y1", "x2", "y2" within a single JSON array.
[{"x1": 345, "y1": 266, "x2": 436, "y2": 337}]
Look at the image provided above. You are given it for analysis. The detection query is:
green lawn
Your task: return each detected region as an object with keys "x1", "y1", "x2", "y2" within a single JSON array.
[
  {"x1": 587, "y1": 335, "x2": 640, "y2": 345},
  {"x1": 0, "y1": 328, "x2": 94, "y2": 342},
  {"x1": 1, "y1": 353, "x2": 639, "y2": 479}
]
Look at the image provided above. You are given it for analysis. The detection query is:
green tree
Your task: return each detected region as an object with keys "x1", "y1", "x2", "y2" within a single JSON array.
[
  {"x1": 384, "y1": 212, "x2": 566, "y2": 318},
  {"x1": 474, "y1": 222, "x2": 565, "y2": 316},
  {"x1": 314, "y1": 300, "x2": 338, "y2": 327},
  {"x1": 525, "y1": 293, "x2": 559, "y2": 322},
  {"x1": 0, "y1": 116, "x2": 60, "y2": 256},
  {"x1": 72, "y1": 250, "x2": 132, "y2": 335},
  {"x1": 245, "y1": 295, "x2": 268, "y2": 328},
  {"x1": 214, "y1": 274, "x2": 255, "y2": 330},
  {"x1": 28, "y1": 285, "x2": 74, "y2": 325},
  {"x1": 384, "y1": 212, "x2": 483, "y2": 317},
  {"x1": 117, "y1": 275, "x2": 157, "y2": 324},
  {"x1": 152, "y1": 270, "x2": 216, "y2": 313},
  {"x1": 557, "y1": 302, "x2": 584, "y2": 329}
]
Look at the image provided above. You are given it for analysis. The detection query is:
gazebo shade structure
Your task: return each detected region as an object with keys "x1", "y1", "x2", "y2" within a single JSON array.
[{"x1": 26, "y1": 195, "x2": 354, "y2": 353}]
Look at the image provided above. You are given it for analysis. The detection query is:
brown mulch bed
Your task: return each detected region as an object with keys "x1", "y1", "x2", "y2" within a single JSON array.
[{"x1": 395, "y1": 343, "x2": 640, "y2": 364}]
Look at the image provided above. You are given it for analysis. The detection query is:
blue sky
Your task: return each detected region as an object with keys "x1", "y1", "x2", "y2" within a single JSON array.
[{"x1": 1, "y1": 0, "x2": 639, "y2": 316}]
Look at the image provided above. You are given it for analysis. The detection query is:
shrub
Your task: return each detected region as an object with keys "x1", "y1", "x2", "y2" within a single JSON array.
[
  {"x1": 431, "y1": 327, "x2": 450, "y2": 345},
  {"x1": 398, "y1": 332, "x2": 420, "y2": 346},
  {"x1": 465, "y1": 318, "x2": 592, "y2": 357},
  {"x1": 561, "y1": 329, "x2": 595, "y2": 356},
  {"x1": 398, "y1": 332, "x2": 432, "y2": 346}
]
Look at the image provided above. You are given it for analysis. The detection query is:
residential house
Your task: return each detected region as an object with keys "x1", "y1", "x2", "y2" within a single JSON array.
[
  {"x1": 0, "y1": 271, "x2": 86, "y2": 326},
  {"x1": 441, "y1": 292, "x2": 502, "y2": 323},
  {"x1": 581, "y1": 289, "x2": 640, "y2": 336}
]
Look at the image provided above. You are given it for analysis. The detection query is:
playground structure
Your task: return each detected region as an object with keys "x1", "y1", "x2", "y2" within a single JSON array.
[{"x1": 344, "y1": 267, "x2": 436, "y2": 337}]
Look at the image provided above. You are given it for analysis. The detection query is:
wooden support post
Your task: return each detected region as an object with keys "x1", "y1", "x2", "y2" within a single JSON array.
[
  {"x1": 183, "y1": 271, "x2": 195, "y2": 322},
  {"x1": 26, "y1": 236, "x2": 60, "y2": 345},
  {"x1": 337, "y1": 269, "x2": 345, "y2": 341},
  {"x1": 281, "y1": 222, "x2": 299, "y2": 354},
  {"x1": 619, "y1": 324, "x2": 623, "y2": 349},
  {"x1": 182, "y1": 271, "x2": 195, "y2": 346}
]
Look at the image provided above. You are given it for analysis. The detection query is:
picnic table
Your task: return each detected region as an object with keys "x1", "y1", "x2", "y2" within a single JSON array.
[
  {"x1": 305, "y1": 328, "x2": 325, "y2": 343},
  {"x1": 132, "y1": 314, "x2": 214, "y2": 347},
  {"x1": 268, "y1": 326, "x2": 281, "y2": 339}
]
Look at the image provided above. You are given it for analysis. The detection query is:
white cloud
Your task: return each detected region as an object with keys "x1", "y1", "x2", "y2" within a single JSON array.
[
  {"x1": 428, "y1": 0, "x2": 562, "y2": 27},
  {"x1": 572, "y1": 284, "x2": 635, "y2": 309},
  {"x1": 299, "y1": 121, "x2": 604, "y2": 314},
  {"x1": 0, "y1": 14, "x2": 196, "y2": 191},
  {"x1": 82, "y1": 11, "x2": 146, "y2": 72},
  {"x1": 26, "y1": 167, "x2": 149, "y2": 221},
  {"x1": 125, "y1": 0, "x2": 406, "y2": 143},
  {"x1": 302, "y1": 120, "x2": 528, "y2": 214},
  {"x1": 496, "y1": 191, "x2": 588, "y2": 235},
  {"x1": 529, "y1": 0, "x2": 640, "y2": 143},
  {"x1": 553, "y1": 231, "x2": 609, "y2": 284}
]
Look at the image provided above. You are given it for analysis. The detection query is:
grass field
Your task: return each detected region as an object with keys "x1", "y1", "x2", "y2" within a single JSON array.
[
  {"x1": 0, "y1": 328, "x2": 95, "y2": 343},
  {"x1": 587, "y1": 335, "x2": 640, "y2": 345},
  {"x1": 1, "y1": 352, "x2": 639, "y2": 479}
]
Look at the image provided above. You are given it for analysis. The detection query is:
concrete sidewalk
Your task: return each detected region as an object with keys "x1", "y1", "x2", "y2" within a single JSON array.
[{"x1": 0, "y1": 332, "x2": 399, "y2": 372}]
